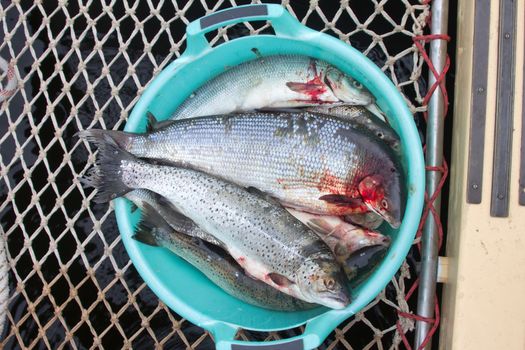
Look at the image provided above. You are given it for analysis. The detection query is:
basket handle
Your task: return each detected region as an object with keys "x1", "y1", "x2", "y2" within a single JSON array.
[
  {"x1": 207, "y1": 315, "x2": 342, "y2": 350},
  {"x1": 185, "y1": 4, "x2": 312, "y2": 56}
]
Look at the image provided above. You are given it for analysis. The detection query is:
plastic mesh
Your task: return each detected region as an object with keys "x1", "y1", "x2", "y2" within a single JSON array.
[{"x1": 0, "y1": 0, "x2": 431, "y2": 348}]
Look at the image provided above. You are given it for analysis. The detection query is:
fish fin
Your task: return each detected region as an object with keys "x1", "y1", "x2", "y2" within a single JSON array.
[
  {"x1": 319, "y1": 194, "x2": 362, "y2": 207},
  {"x1": 79, "y1": 133, "x2": 136, "y2": 203},
  {"x1": 129, "y1": 202, "x2": 139, "y2": 213},
  {"x1": 306, "y1": 218, "x2": 335, "y2": 236},
  {"x1": 246, "y1": 187, "x2": 283, "y2": 207},
  {"x1": 153, "y1": 196, "x2": 196, "y2": 228},
  {"x1": 268, "y1": 273, "x2": 294, "y2": 288},
  {"x1": 286, "y1": 82, "x2": 326, "y2": 93},
  {"x1": 156, "y1": 194, "x2": 180, "y2": 211},
  {"x1": 364, "y1": 103, "x2": 387, "y2": 122},
  {"x1": 132, "y1": 203, "x2": 172, "y2": 247},
  {"x1": 146, "y1": 112, "x2": 158, "y2": 132},
  {"x1": 77, "y1": 129, "x2": 135, "y2": 152},
  {"x1": 132, "y1": 231, "x2": 160, "y2": 247},
  {"x1": 146, "y1": 111, "x2": 176, "y2": 131}
]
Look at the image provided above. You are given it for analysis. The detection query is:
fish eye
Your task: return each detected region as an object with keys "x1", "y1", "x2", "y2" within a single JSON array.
[
  {"x1": 323, "y1": 278, "x2": 336, "y2": 290},
  {"x1": 381, "y1": 199, "x2": 389, "y2": 209},
  {"x1": 352, "y1": 80, "x2": 363, "y2": 89},
  {"x1": 377, "y1": 132, "x2": 384, "y2": 138}
]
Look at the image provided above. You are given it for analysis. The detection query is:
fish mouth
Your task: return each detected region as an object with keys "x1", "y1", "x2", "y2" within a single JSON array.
[
  {"x1": 380, "y1": 235, "x2": 392, "y2": 246},
  {"x1": 365, "y1": 204, "x2": 401, "y2": 229},
  {"x1": 323, "y1": 71, "x2": 373, "y2": 105},
  {"x1": 331, "y1": 87, "x2": 373, "y2": 106},
  {"x1": 388, "y1": 219, "x2": 401, "y2": 229},
  {"x1": 322, "y1": 291, "x2": 351, "y2": 309},
  {"x1": 380, "y1": 210, "x2": 401, "y2": 229}
]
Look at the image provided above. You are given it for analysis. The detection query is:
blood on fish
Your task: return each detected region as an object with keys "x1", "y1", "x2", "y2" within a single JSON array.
[
  {"x1": 317, "y1": 170, "x2": 347, "y2": 193},
  {"x1": 293, "y1": 99, "x2": 335, "y2": 104},
  {"x1": 358, "y1": 175, "x2": 385, "y2": 204},
  {"x1": 364, "y1": 229, "x2": 381, "y2": 237},
  {"x1": 304, "y1": 75, "x2": 327, "y2": 100}
]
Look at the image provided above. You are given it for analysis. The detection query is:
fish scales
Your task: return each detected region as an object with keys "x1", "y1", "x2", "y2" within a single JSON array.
[
  {"x1": 171, "y1": 54, "x2": 372, "y2": 120},
  {"x1": 125, "y1": 189, "x2": 314, "y2": 311},
  {"x1": 112, "y1": 156, "x2": 349, "y2": 307},
  {"x1": 126, "y1": 112, "x2": 402, "y2": 222}
]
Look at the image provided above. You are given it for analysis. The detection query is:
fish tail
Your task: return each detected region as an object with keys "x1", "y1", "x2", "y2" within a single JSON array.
[
  {"x1": 80, "y1": 130, "x2": 137, "y2": 203},
  {"x1": 132, "y1": 202, "x2": 173, "y2": 247},
  {"x1": 77, "y1": 129, "x2": 134, "y2": 151}
]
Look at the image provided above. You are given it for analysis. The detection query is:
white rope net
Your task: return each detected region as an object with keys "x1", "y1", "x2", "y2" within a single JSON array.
[{"x1": 0, "y1": 0, "x2": 430, "y2": 348}]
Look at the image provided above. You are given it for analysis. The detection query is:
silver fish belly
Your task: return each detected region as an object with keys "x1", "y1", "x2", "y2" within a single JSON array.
[
  {"x1": 171, "y1": 54, "x2": 373, "y2": 120},
  {"x1": 100, "y1": 112, "x2": 404, "y2": 227}
]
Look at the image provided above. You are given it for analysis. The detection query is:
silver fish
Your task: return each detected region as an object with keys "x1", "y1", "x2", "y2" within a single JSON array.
[
  {"x1": 81, "y1": 136, "x2": 351, "y2": 309},
  {"x1": 305, "y1": 104, "x2": 400, "y2": 151},
  {"x1": 125, "y1": 189, "x2": 315, "y2": 311},
  {"x1": 171, "y1": 54, "x2": 373, "y2": 120},
  {"x1": 84, "y1": 112, "x2": 404, "y2": 227}
]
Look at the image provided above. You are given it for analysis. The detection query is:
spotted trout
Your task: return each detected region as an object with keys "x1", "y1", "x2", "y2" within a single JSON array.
[
  {"x1": 81, "y1": 136, "x2": 351, "y2": 309},
  {"x1": 125, "y1": 189, "x2": 315, "y2": 311},
  {"x1": 170, "y1": 54, "x2": 373, "y2": 120},
  {"x1": 83, "y1": 112, "x2": 405, "y2": 227}
]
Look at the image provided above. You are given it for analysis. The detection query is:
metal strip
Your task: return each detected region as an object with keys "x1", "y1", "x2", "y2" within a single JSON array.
[
  {"x1": 518, "y1": 30, "x2": 525, "y2": 205},
  {"x1": 466, "y1": 0, "x2": 491, "y2": 204},
  {"x1": 232, "y1": 339, "x2": 303, "y2": 350},
  {"x1": 490, "y1": 0, "x2": 517, "y2": 217},
  {"x1": 200, "y1": 5, "x2": 268, "y2": 29}
]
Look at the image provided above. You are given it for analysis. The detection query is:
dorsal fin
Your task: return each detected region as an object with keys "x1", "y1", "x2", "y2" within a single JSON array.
[{"x1": 146, "y1": 111, "x2": 177, "y2": 132}]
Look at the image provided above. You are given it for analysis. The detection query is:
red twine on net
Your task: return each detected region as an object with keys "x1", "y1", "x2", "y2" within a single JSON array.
[{"x1": 394, "y1": 25, "x2": 451, "y2": 350}]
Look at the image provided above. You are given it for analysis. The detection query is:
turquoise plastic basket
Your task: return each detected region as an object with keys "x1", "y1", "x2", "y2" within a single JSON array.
[{"x1": 114, "y1": 4, "x2": 425, "y2": 349}]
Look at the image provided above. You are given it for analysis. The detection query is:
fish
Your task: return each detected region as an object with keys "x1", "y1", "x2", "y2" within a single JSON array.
[
  {"x1": 82, "y1": 112, "x2": 404, "y2": 227},
  {"x1": 305, "y1": 104, "x2": 400, "y2": 151},
  {"x1": 285, "y1": 208, "x2": 390, "y2": 263},
  {"x1": 343, "y1": 245, "x2": 388, "y2": 285},
  {"x1": 344, "y1": 212, "x2": 384, "y2": 230},
  {"x1": 81, "y1": 135, "x2": 351, "y2": 309},
  {"x1": 126, "y1": 189, "x2": 224, "y2": 248},
  {"x1": 170, "y1": 54, "x2": 374, "y2": 121},
  {"x1": 125, "y1": 189, "x2": 315, "y2": 311}
]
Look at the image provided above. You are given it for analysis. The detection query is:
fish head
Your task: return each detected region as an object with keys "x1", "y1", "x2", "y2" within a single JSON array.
[
  {"x1": 343, "y1": 244, "x2": 389, "y2": 281},
  {"x1": 358, "y1": 174, "x2": 403, "y2": 229},
  {"x1": 362, "y1": 229, "x2": 391, "y2": 247},
  {"x1": 343, "y1": 226, "x2": 391, "y2": 253},
  {"x1": 296, "y1": 257, "x2": 351, "y2": 309},
  {"x1": 324, "y1": 67, "x2": 374, "y2": 105}
]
